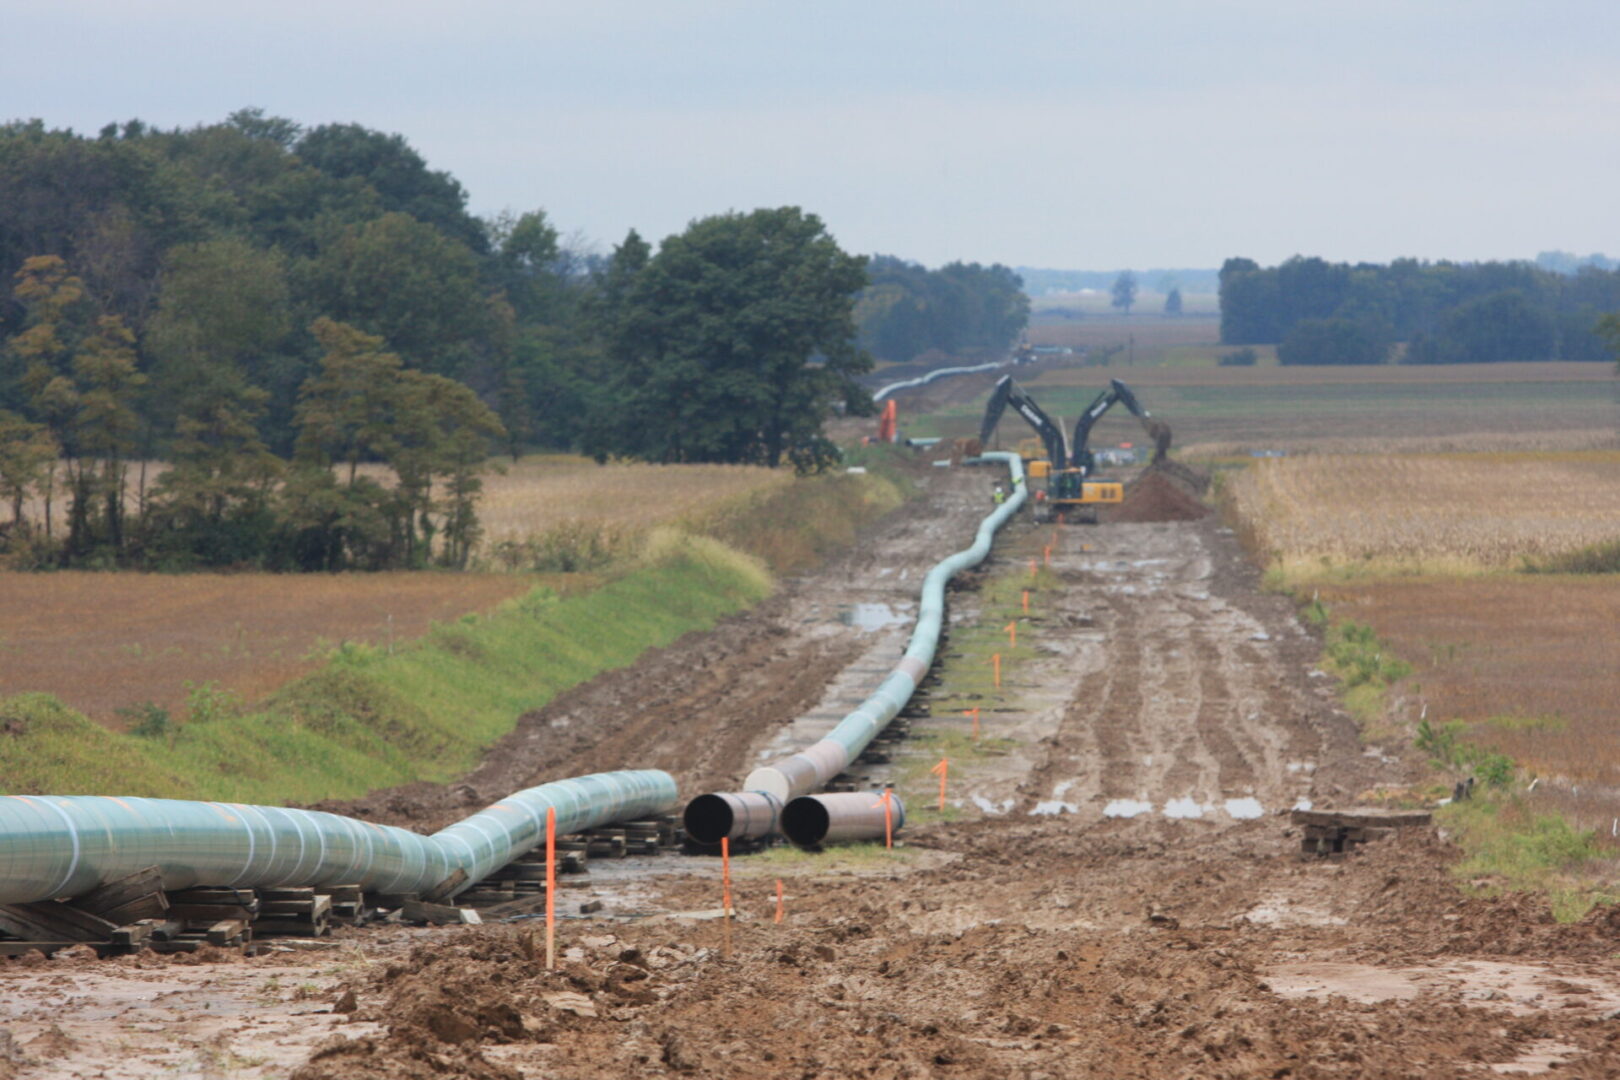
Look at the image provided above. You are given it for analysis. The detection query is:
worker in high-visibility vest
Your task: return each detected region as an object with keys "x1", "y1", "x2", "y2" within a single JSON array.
[{"x1": 991, "y1": 482, "x2": 1006, "y2": 505}]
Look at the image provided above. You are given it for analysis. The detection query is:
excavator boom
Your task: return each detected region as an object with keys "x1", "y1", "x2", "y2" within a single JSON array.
[
  {"x1": 1072, "y1": 378, "x2": 1171, "y2": 476},
  {"x1": 979, "y1": 375, "x2": 1070, "y2": 467}
]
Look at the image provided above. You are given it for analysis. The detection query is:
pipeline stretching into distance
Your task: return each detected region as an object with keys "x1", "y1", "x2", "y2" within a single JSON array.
[
  {"x1": 871, "y1": 360, "x2": 1007, "y2": 402},
  {"x1": 685, "y1": 451, "x2": 1028, "y2": 848},
  {"x1": 0, "y1": 770, "x2": 676, "y2": 906}
]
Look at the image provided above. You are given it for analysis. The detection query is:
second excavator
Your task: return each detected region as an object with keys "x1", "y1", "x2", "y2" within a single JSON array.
[{"x1": 978, "y1": 375, "x2": 1171, "y2": 521}]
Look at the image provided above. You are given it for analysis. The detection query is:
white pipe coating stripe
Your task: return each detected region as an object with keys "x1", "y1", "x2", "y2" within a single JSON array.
[
  {"x1": 242, "y1": 804, "x2": 280, "y2": 879},
  {"x1": 36, "y1": 798, "x2": 83, "y2": 899}
]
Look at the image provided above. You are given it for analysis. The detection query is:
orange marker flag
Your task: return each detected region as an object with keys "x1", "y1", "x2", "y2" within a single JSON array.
[
  {"x1": 545, "y1": 805, "x2": 557, "y2": 970},
  {"x1": 774, "y1": 878, "x2": 785, "y2": 924},
  {"x1": 962, "y1": 706, "x2": 980, "y2": 741},
  {"x1": 1004, "y1": 621, "x2": 1017, "y2": 648},
  {"x1": 1022, "y1": 589, "x2": 1030, "y2": 614},
  {"x1": 1029, "y1": 557, "x2": 1038, "y2": 579},
  {"x1": 870, "y1": 788, "x2": 895, "y2": 849},
  {"x1": 993, "y1": 652, "x2": 1002, "y2": 688},
  {"x1": 1043, "y1": 544, "x2": 1052, "y2": 567},
  {"x1": 931, "y1": 756, "x2": 949, "y2": 810},
  {"x1": 721, "y1": 836, "x2": 733, "y2": 916}
]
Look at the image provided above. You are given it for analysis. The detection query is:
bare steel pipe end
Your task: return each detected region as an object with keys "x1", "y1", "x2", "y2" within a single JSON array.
[
  {"x1": 781, "y1": 791, "x2": 907, "y2": 848},
  {"x1": 682, "y1": 790, "x2": 782, "y2": 846}
]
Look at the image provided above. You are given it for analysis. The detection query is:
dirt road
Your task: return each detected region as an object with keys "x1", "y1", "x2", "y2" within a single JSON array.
[{"x1": 6, "y1": 471, "x2": 1620, "y2": 1078}]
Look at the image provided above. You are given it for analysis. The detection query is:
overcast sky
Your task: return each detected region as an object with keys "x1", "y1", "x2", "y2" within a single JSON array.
[{"x1": 8, "y1": 1, "x2": 1618, "y2": 270}]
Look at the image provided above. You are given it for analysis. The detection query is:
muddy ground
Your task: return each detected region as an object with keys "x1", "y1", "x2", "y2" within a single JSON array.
[{"x1": 6, "y1": 468, "x2": 1620, "y2": 1079}]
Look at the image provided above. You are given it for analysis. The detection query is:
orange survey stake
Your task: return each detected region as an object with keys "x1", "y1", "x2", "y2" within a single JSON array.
[
  {"x1": 931, "y1": 756, "x2": 949, "y2": 810},
  {"x1": 993, "y1": 652, "x2": 1002, "y2": 688},
  {"x1": 962, "y1": 706, "x2": 980, "y2": 740},
  {"x1": 1004, "y1": 621, "x2": 1017, "y2": 648},
  {"x1": 721, "y1": 836, "x2": 733, "y2": 915},
  {"x1": 870, "y1": 788, "x2": 895, "y2": 849}
]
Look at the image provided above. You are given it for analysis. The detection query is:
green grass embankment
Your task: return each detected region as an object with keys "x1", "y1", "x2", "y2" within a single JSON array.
[{"x1": 0, "y1": 469, "x2": 907, "y2": 803}]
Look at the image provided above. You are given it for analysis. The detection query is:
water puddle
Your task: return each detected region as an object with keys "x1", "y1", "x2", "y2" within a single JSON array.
[
  {"x1": 1103, "y1": 798, "x2": 1154, "y2": 818},
  {"x1": 1163, "y1": 797, "x2": 1209, "y2": 819},
  {"x1": 1029, "y1": 800, "x2": 1079, "y2": 816},
  {"x1": 1224, "y1": 797, "x2": 1264, "y2": 819},
  {"x1": 839, "y1": 603, "x2": 907, "y2": 632}
]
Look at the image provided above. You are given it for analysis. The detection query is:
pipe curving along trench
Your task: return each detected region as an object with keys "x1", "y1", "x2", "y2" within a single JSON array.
[
  {"x1": 684, "y1": 452, "x2": 1027, "y2": 847},
  {"x1": 872, "y1": 360, "x2": 1006, "y2": 402},
  {"x1": 0, "y1": 769, "x2": 677, "y2": 906}
]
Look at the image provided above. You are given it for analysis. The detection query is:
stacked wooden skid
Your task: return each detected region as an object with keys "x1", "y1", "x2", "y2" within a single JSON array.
[
  {"x1": 0, "y1": 867, "x2": 371, "y2": 956},
  {"x1": 1291, "y1": 807, "x2": 1433, "y2": 858}
]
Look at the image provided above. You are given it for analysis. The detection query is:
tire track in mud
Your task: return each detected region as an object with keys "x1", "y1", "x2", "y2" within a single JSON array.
[{"x1": 1016, "y1": 521, "x2": 1327, "y2": 824}]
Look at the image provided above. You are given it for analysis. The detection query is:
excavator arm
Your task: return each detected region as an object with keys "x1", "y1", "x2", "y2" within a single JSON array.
[
  {"x1": 979, "y1": 375, "x2": 1070, "y2": 468},
  {"x1": 1071, "y1": 378, "x2": 1171, "y2": 476}
]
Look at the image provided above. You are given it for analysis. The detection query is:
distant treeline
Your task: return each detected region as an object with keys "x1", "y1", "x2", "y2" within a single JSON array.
[
  {"x1": 0, "y1": 111, "x2": 877, "y2": 570},
  {"x1": 853, "y1": 257, "x2": 1029, "y2": 364},
  {"x1": 1219, "y1": 256, "x2": 1620, "y2": 365}
]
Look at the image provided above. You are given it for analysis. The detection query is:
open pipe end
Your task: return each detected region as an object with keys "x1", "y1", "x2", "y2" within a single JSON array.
[
  {"x1": 781, "y1": 792, "x2": 906, "y2": 848},
  {"x1": 682, "y1": 793, "x2": 736, "y2": 846},
  {"x1": 682, "y1": 791, "x2": 782, "y2": 846},
  {"x1": 780, "y1": 796, "x2": 832, "y2": 847}
]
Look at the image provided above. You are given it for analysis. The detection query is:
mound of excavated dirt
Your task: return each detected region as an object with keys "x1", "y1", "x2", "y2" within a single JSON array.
[{"x1": 1103, "y1": 469, "x2": 1210, "y2": 523}]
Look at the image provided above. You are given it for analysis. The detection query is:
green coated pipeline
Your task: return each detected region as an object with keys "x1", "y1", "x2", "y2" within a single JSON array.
[
  {"x1": 684, "y1": 452, "x2": 1027, "y2": 844},
  {"x1": 0, "y1": 769, "x2": 677, "y2": 905}
]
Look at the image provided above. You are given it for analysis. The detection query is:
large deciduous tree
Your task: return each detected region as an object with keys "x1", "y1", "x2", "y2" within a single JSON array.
[
  {"x1": 609, "y1": 208, "x2": 871, "y2": 470},
  {"x1": 1111, "y1": 270, "x2": 1138, "y2": 315}
]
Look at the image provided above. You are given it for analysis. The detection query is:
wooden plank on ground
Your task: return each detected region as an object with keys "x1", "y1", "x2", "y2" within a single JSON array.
[
  {"x1": 0, "y1": 903, "x2": 116, "y2": 942},
  {"x1": 71, "y1": 867, "x2": 165, "y2": 918},
  {"x1": 1289, "y1": 808, "x2": 1432, "y2": 830},
  {"x1": 96, "y1": 893, "x2": 170, "y2": 926},
  {"x1": 421, "y1": 870, "x2": 467, "y2": 904},
  {"x1": 401, "y1": 899, "x2": 482, "y2": 925},
  {"x1": 15, "y1": 901, "x2": 118, "y2": 941}
]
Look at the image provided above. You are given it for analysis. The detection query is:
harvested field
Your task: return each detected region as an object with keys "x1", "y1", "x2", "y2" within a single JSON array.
[
  {"x1": 0, "y1": 571, "x2": 548, "y2": 726},
  {"x1": 1320, "y1": 576, "x2": 1620, "y2": 842},
  {"x1": 1225, "y1": 451, "x2": 1620, "y2": 573}
]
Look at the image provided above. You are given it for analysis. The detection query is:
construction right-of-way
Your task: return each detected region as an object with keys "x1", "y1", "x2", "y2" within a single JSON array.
[{"x1": 683, "y1": 451, "x2": 1030, "y2": 849}]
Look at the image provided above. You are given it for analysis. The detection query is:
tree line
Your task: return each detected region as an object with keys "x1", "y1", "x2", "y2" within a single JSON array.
[
  {"x1": 1219, "y1": 255, "x2": 1620, "y2": 365},
  {"x1": 853, "y1": 256, "x2": 1029, "y2": 364},
  {"x1": 0, "y1": 111, "x2": 885, "y2": 569}
]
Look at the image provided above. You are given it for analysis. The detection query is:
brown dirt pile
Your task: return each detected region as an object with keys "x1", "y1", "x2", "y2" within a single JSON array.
[{"x1": 1103, "y1": 469, "x2": 1210, "y2": 523}]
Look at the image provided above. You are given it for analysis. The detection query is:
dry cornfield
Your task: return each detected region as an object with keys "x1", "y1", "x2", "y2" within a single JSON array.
[
  {"x1": 1225, "y1": 451, "x2": 1620, "y2": 572},
  {"x1": 6, "y1": 455, "x2": 792, "y2": 565},
  {"x1": 474, "y1": 455, "x2": 793, "y2": 555}
]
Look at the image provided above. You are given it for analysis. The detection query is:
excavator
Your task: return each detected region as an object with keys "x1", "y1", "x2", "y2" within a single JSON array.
[{"x1": 978, "y1": 375, "x2": 1171, "y2": 521}]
